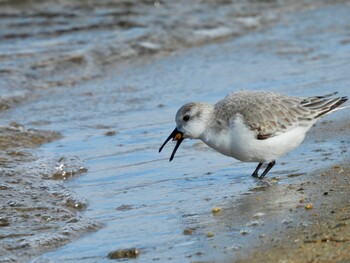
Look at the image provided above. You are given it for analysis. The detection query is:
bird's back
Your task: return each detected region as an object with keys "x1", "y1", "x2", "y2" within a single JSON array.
[{"x1": 214, "y1": 90, "x2": 348, "y2": 140}]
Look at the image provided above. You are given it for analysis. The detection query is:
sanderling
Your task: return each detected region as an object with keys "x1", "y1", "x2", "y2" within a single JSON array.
[{"x1": 159, "y1": 91, "x2": 348, "y2": 179}]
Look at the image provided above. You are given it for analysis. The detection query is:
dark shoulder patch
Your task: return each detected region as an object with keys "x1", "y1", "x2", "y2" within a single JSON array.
[{"x1": 257, "y1": 134, "x2": 272, "y2": 140}]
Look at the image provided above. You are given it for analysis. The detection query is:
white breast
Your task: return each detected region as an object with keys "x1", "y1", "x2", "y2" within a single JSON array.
[{"x1": 200, "y1": 115, "x2": 315, "y2": 163}]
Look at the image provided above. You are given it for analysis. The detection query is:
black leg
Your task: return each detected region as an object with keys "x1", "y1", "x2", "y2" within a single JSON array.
[
  {"x1": 251, "y1": 163, "x2": 263, "y2": 177},
  {"x1": 259, "y1": 160, "x2": 276, "y2": 179}
]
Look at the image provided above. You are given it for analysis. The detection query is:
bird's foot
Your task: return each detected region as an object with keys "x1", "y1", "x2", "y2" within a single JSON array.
[{"x1": 251, "y1": 172, "x2": 259, "y2": 178}]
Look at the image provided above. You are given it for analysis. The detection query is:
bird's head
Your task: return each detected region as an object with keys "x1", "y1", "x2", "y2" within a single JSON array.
[{"x1": 159, "y1": 102, "x2": 213, "y2": 161}]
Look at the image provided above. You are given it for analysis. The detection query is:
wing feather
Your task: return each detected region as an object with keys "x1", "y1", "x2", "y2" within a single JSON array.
[{"x1": 214, "y1": 91, "x2": 348, "y2": 140}]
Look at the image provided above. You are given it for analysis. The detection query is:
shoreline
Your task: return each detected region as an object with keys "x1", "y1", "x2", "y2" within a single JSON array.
[
  {"x1": 0, "y1": 124, "x2": 100, "y2": 262},
  {"x1": 228, "y1": 116, "x2": 350, "y2": 262},
  {"x1": 236, "y1": 160, "x2": 350, "y2": 263},
  {"x1": 2, "y1": 118, "x2": 348, "y2": 262}
]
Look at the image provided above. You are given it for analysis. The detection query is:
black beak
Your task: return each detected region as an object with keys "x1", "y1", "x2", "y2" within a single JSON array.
[{"x1": 159, "y1": 128, "x2": 184, "y2": 162}]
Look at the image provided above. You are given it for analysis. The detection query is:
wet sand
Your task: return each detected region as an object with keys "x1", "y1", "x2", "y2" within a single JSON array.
[
  {"x1": 182, "y1": 116, "x2": 350, "y2": 263},
  {"x1": 230, "y1": 117, "x2": 350, "y2": 262},
  {"x1": 2, "y1": 121, "x2": 347, "y2": 262},
  {"x1": 237, "y1": 161, "x2": 350, "y2": 263},
  {"x1": 0, "y1": 124, "x2": 99, "y2": 262}
]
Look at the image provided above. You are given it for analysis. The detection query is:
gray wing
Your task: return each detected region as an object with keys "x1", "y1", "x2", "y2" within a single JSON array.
[
  {"x1": 214, "y1": 91, "x2": 347, "y2": 139},
  {"x1": 300, "y1": 92, "x2": 347, "y2": 118}
]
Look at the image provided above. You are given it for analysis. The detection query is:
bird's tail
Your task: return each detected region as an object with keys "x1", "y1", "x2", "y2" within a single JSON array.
[{"x1": 301, "y1": 92, "x2": 348, "y2": 118}]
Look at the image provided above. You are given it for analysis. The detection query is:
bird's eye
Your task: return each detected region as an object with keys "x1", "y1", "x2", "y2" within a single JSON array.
[{"x1": 183, "y1": 115, "x2": 190, "y2": 121}]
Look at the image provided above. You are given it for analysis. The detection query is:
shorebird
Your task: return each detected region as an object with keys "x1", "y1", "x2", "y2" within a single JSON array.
[{"x1": 159, "y1": 91, "x2": 348, "y2": 179}]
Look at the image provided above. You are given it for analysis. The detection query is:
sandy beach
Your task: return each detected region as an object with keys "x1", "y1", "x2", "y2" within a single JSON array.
[{"x1": 239, "y1": 162, "x2": 350, "y2": 262}]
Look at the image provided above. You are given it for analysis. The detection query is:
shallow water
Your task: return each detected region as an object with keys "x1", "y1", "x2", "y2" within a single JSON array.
[
  {"x1": 0, "y1": 0, "x2": 289, "y2": 102},
  {"x1": 1, "y1": 1, "x2": 350, "y2": 263}
]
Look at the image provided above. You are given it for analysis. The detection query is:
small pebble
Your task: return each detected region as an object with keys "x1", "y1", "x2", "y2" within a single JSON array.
[
  {"x1": 108, "y1": 248, "x2": 139, "y2": 259},
  {"x1": 212, "y1": 207, "x2": 222, "y2": 214},
  {"x1": 240, "y1": 228, "x2": 251, "y2": 235},
  {"x1": 104, "y1": 131, "x2": 117, "y2": 136},
  {"x1": 183, "y1": 228, "x2": 194, "y2": 235},
  {"x1": 207, "y1": 232, "x2": 214, "y2": 238},
  {"x1": 0, "y1": 217, "x2": 10, "y2": 227},
  {"x1": 305, "y1": 203, "x2": 313, "y2": 210},
  {"x1": 253, "y1": 212, "x2": 265, "y2": 219}
]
